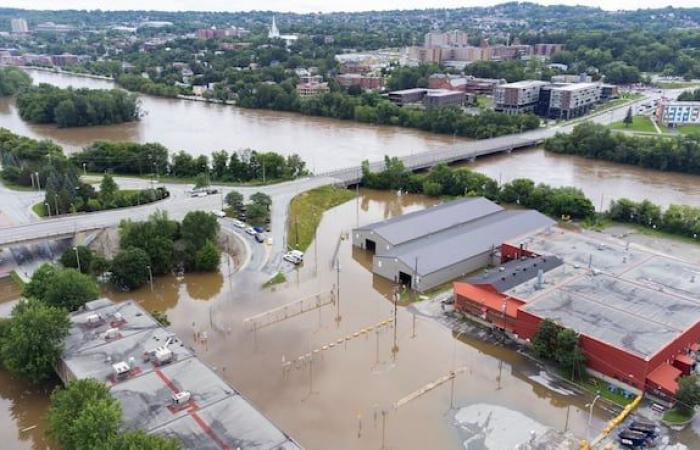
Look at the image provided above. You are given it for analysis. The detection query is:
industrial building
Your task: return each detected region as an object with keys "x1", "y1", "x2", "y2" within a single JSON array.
[
  {"x1": 453, "y1": 228, "x2": 700, "y2": 397},
  {"x1": 387, "y1": 88, "x2": 466, "y2": 107},
  {"x1": 58, "y1": 299, "x2": 302, "y2": 450},
  {"x1": 352, "y1": 197, "x2": 555, "y2": 292}
]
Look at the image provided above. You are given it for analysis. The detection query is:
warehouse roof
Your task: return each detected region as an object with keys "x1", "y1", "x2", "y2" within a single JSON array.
[
  {"x1": 522, "y1": 272, "x2": 700, "y2": 358},
  {"x1": 377, "y1": 209, "x2": 555, "y2": 277},
  {"x1": 354, "y1": 197, "x2": 503, "y2": 247},
  {"x1": 60, "y1": 299, "x2": 302, "y2": 450}
]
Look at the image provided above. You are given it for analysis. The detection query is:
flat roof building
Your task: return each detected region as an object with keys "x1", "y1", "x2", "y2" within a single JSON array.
[
  {"x1": 58, "y1": 299, "x2": 302, "y2": 450},
  {"x1": 656, "y1": 101, "x2": 700, "y2": 127},
  {"x1": 353, "y1": 197, "x2": 555, "y2": 292},
  {"x1": 494, "y1": 80, "x2": 548, "y2": 114},
  {"x1": 453, "y1": 228, "x2": 700, "y2": 397}
]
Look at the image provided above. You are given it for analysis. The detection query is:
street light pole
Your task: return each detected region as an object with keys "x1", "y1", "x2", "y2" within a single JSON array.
[
  {"x1": 586, "y1": 394, "x2": 601, "y2": 442},
  {"x1": 146, "y1": 265, "x2": 154, "y2": 291},
  {"x1": 35, "y1": 172, "x2": 41, "y2": 190},
  {"x1": 44, "y1": 202, "x2": 51, "y2": 217},
  {"x1": 73, "y1": 246, "x2": 81, "y2": 273}
]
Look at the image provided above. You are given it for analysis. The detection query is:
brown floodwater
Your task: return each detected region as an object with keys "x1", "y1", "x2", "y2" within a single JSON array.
[
  {"x1": 2, "y1": 69, "x2": 699, "y2": 208},
  {"x1": 3, "y1": 188, "x2": 700, "y2": 449}
]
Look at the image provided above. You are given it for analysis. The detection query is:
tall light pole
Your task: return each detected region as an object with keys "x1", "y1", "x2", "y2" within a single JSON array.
[
  {"x1": 35, "y1": 172, "x2": 41, "y2": 190},
  {"x1": 73, "y1": 246, "x2": 81, "y2": 273},
  {"x1": 586, "y1": 394, "x2": 601, "y2": 442},
  {"x1": 82, "y1": 162, "x2": 87, "y2": 175},
  {"x1": 334, "y1": 257, "x2": 341, "y2": 326},
  {"x1": 44, "y1": 201, "x2": 51, "y2": 217},
  {"x1": 146, "y1": 265, "x2": 154, "y2": 291}
]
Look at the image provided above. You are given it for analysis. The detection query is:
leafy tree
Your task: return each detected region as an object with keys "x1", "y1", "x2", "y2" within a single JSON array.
[
  {"x1": 47, "y1": 379, "x2": 121, "y2": 450},
  {"x1": 60, "y1": 246, "x2": 94, "y2": 274},
  {"x1": 99, "y1": 174, "x2": 119, "y2": 206},
  {"x1": 555, "y1": 328, "x2": 586, "y2": 380},
  {"x1": 90, "y1": 255, "x2": 111, "y2": 275},
  {"x1": 111, "y1": 247, "x2": 151, "y2": 290},
  {"x1": 532, "y1": 319, "x2": 560, "y2": 358},
  {"x1": 0, "y1": 67, "x2": 32, "y2": 96},
  {"x1": 225, "y1": 190, "x2": 244, "y2": 210},
  {"x1": 195, "y1": 240, "x2": 221, "y2": 272},
  {"x1": 250, "y1": 192, "x2": 272, "y2": 211},
  {"x1": 193, "y1": 172, "x2": 209, "y2": 189},
  {"x1": 0, "y1": 299, "x2": 70, "y2": 382},
  {"x1": 246, "y1": 202, "x2": 268, "y2": 226},
  {"x1": 44, "y1": 269, "x2": 100, "y2": 311},
  {"x1": 675, "y1": 375, "x2": 700, "y2": 416},
  {"x1": 181, "y1": 210, "x2": 219, "y2": 252},
  {"x1": 23, "y1": 263, "x2": 57, "y2": 301}
]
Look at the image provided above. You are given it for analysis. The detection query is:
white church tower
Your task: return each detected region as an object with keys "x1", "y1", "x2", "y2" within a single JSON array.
[{"x1": 268, "y1": 16, "x2": 280, "y2": 39}]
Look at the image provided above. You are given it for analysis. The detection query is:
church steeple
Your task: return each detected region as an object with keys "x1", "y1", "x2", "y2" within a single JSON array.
[{"x1": 268, "y1": 16, "x2": 280, "y2": 38}]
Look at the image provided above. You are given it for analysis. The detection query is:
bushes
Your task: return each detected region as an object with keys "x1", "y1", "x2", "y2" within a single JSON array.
[
  {"x1": 0, "y1": 67, "x2": 32, "y2": 96},
  {"x1": 545, "y1": 122, "x2": 700, "y2": 175},
  {"x1": 16, "y1": 84, "x2": 140, "y2": 127},
  {"x1": 110, "y1": 247, "x2": 151, "y2": 290}
]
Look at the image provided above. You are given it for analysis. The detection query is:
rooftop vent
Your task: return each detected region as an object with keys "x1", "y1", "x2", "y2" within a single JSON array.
[
  {"x1": 104, "y1": 327, "x2": 120, "y2": 340},
  {"x1": 113, "y1": 312, "x2": 124, "y2": 322},
  {"x1": 153, "y1": 346, "x2": 174, "y2": 365},
  {"x1": 86, "y1": 314, "x2": 101, "y2": 326},
  {"x1": 172, "y1": 391, "x2": 191, "y2": 405},
  {"x1": 112, "y1": 361, "x2": 130, "y2": 378}
]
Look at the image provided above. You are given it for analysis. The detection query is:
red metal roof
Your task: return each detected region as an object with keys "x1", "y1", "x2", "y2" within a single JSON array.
[
  {"x1": 675, "y1": 354, "x2": 694, "y2": 366},
  {"x1": 647, "y1": 363, "x2": 682, "y2": 395},
  {"x1": 453, "y1": 282, "x2": 524, "y2": 318},
  {"x1": 690, "y1": 343, "x2": 700, "y2": 352}
]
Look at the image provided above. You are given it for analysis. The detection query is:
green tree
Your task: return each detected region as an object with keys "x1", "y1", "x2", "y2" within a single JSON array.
[
  {"x1": 250, "y1": 192, "x2": 272, "y2": 211},
  {"x1": 99, "y1": 173, "x2": 119, "y2": 206},
  {"x1": 623, "y1": 107, "x2": 633, "y2": 128},
  {"x1": 225, "y1": 190, "x2": 244, "y2": 210},
  {"x1": 60, "y1": 246, "x2": 94, "y2": 274},
  {"x1": 23, "y1": 263, "x2": 57, "y2": 301},
  {"x1": 675, "y1": 375, "x2": 700, "y2": 416},
  {"x1": 111, "y1": 247, "x2": 151, "y2": 290},
  {"x1": 193, "y1": 172, "x2": 210, "y2": 189},
  {"x1": 555, "y1": 328, "x2": 587, "y2": 380},
  {"x1": 195, "y1": 240, "x2": 221, "y2": 272},
  {"x1": 181, "y1": 210, "x2": 219, "y2": 251},
  {"x1": 0, "y1": 299, "x2": 70, "y2": 382},
  {"x1": 531, "y1": 319, "x2": 560, "y2": 358},
  {"x1": 246, "y1": 202, "x2": 269, "y2": 226},
  {"x1": 44, "y1": 269, "x2": 100, "y2": 311},
  {"x1": 47, "y1": 379, "x2": 121, "y2": 450}
]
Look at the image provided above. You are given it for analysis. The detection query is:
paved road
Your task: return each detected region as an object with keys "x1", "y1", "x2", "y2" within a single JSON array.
[{"x1": 0, "y1": 88, "x2": 677, "y2": 252}]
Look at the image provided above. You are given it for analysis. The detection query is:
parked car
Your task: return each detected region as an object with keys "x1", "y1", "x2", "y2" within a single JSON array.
[
  {"x1": 232, "y1": 219, "x2": 245, "y2": 228},
  {"x1": 210, "y1": 210, "x2": 226, "y2": 218},
  {"x1": 245, "y1": 227, "x2": 257, "y2": 236},
  {"x1": 283, "y1": 250, "x2": 304, "y2": 265},
  {"x1": 253, "y1": 226, "x2": 265, "y2": 234},
  {"x1": 254, "y1": 233, "x2": 265, "y2": 243}
]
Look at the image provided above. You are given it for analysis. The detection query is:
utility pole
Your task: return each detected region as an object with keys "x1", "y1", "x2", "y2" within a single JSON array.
[
  {"x1": 54, "y1": 193, "x2": 59, "y2": 216},
  {"x1": 146, "y1": 265, "x2": 154, "y2": 291},
  {"x1": 35, "y1": 172, "x2": 41, "y2": 190},
  {"x1": 73, "y1": 247, "x2": 81, "y2": 273},
  {"x1": 44, "y1": 202, "x2": 51, "y2": 217},
  {"x1": 335, "y1": 257, "x2": 341, "y2": 326}
]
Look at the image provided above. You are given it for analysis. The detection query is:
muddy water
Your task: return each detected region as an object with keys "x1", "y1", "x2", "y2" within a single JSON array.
[{"x1": 2, "y1": 70, "x2": 699, "y2": 207}]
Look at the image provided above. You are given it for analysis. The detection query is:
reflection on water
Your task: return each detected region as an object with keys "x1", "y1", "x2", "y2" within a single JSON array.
[{"x1": 0, "y1": 370, "x2": 55, "y2": 450}]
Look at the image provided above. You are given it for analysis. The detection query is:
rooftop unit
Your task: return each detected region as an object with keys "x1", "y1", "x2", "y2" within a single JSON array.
[{"x1": 113, "y1": 361, "x2": 131, "y2": 379}]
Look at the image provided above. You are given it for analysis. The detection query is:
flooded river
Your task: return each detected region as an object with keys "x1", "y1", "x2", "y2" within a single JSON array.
[{"x1": 0, "y1": 69, "x2": 698, "y2": 208}]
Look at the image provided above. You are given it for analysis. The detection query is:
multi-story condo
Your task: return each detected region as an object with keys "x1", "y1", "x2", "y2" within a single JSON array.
[
  {"x1": 656, "y1": 101, "x2": 700, "y2": 127},
  {"x1": 493, "y1": 80, "x2": 548, "y2": 114},
  {"x1": 424, "y1": 31, "x2": 469, "y2": 47}
]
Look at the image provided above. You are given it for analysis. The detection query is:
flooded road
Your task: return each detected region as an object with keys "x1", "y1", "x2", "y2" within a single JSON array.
[{"x1": 0, "y1": 69, "x2": 697, "y2": 207}]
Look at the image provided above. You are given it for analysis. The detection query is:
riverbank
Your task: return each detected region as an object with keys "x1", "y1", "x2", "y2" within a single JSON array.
[{"x1": 10, "y1": 65, "x2": 114, "y2": 81}]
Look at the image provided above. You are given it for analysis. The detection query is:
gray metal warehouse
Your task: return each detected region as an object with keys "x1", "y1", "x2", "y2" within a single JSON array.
[{"x1": 352, "y1": 197, "x2": 555, "y2": 292}]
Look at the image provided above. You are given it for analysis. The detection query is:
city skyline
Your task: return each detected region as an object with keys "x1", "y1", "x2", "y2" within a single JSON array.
[{"x1": 0, "y1": 0, "x2": 697, "y2": 13}]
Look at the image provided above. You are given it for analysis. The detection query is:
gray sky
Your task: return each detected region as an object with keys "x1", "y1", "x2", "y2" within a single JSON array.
[{"x1": 0, "y1": 0, "x2": 695, "y2": 13}]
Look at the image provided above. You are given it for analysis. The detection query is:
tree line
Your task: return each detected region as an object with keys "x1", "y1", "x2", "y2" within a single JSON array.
[
  {"x1": 362, "y1": 156, "x2": 596, "y2": 220},
  {"x1": 608, "y1": 198, "x2": 700, "y2": 239},
  {"x1": 545, "y1": 122, "x2": 700, "y2": 175},
  {"x1": 71, "y1": 141, "x2": 309, "y2": 182},
  {"x1": 116, "y1": 73, "x2": 184, "y2": 98},
  {"x1": 16, "y1": 84, "x2": 140, "y2": 127},
  {"x1": 678, "y1": 88, "x2": 700, "y2": 101},
  {"x1": 0, "y1": 67, "x2": 32, "y2": 96}
]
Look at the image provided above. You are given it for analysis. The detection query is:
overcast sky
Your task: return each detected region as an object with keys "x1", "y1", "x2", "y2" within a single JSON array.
[{"x1": 0, "y1": 0, "x2": 695, "y2": 13}]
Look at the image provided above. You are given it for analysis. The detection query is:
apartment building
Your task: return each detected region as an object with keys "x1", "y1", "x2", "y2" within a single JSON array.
[
  {"x1": 335, "y1": 73, "x2": 384, "y2": 91},
  {"x1": 10, "y1": 18, "x2": 28, "y2": 34},
  {"x1": 533, "y1": 43, "x2": 564, "y2": 57},
  {"x1": 493, "y1": 80, "x2": 548, "y2": 114},
  {"x1": 540, "y1": 82, "x2": 601, "y2": 119},
  {"x1": 656, "y1": 101, "x2": 700, "y2": 127}
]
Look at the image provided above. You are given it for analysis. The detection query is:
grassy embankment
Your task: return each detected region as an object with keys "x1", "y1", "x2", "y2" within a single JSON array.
[
  {"x1": 609, "y1": 116, "x2": 658, "y2": 134},
  {"x1": 287, "y1": 185, "x2": 356, "y2": 251},
  {"x1": 262, "y1": 272, "x2": 286, "y2": 288},
  {"x1": 663, "y1": 407, "x2": 694, "y2": 424}
]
